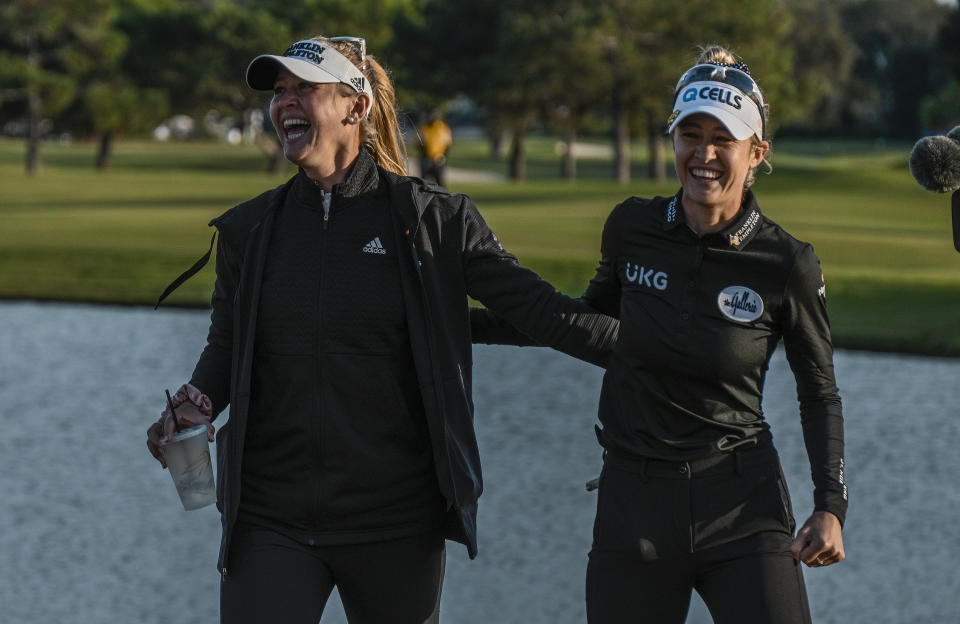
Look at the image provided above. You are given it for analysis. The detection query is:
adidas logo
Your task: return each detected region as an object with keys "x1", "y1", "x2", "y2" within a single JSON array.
[{"x1": 362, "y1": 237, "x2": 387, "y2": 255}]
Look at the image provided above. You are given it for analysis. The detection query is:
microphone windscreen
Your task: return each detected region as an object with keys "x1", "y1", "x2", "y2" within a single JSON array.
[{"x1": 909, "y1": 134, "x2": 960, "y2": 193}]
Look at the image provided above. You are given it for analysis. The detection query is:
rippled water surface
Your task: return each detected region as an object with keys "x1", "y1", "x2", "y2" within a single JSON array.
[{"x1": 2, "y1": 301, "x2": 959, "y2": 623}]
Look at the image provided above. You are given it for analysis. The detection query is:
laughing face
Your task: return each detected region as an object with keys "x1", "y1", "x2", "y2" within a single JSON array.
[
  {"x1": 672, "y1": 113, "x2": 767, "y2": 217},
  {"x1": 269, "y1": 69, "x2": 360, "y2": 176}
]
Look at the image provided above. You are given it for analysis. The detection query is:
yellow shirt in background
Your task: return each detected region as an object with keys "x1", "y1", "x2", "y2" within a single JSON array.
[{"x1": 420, "y1": 119, "x2": 452, "y2": 161}]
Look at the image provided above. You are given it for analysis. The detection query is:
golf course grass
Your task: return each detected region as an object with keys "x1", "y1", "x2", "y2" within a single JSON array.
[{"x1": 2, "y1": 135, "x2": 958, "y2": 355}]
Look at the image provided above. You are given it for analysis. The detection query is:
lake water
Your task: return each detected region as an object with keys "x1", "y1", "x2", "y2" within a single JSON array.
[{"x1": 1, "y1": 301, "x2": 959, "y2": 623}]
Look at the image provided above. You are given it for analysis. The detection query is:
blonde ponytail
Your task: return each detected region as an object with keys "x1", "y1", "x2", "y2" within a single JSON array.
[
  {"x1": 315, "y1": 36, "x2": 408, "y2": 175},
  {"x1": 696, "y1": 45, "x2": 738, "y2": 66},
  {"x1": 357, "y1": 55, "x2": 407, "y2": 175}
]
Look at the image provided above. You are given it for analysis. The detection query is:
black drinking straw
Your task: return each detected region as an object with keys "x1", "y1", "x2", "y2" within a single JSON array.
[{"x1": 165, "y1": 389, "x2": 183, "y2": 433}]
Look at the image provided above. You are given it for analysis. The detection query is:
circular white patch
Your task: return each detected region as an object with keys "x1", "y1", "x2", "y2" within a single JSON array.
[{"x1": 717, "y1": 285, "x2": 764, "y2": 323}]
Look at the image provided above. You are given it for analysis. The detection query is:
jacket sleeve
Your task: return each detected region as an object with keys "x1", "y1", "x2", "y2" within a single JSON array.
[
  {"x1": 460, "y1": 196, "x2": 618, "y2": 367},
  {"x1": 781, "y1": 244, "x2": 847, "y2": 525},
  {"x1": 188, "y1": 228, "x2": 237, "y2": 420},
  {"x1": 469, "y1": 306, "x2": 538, "y2": 346},
  {"x1": 580, "y1": 203, "x2": 624, "y2": 318}
]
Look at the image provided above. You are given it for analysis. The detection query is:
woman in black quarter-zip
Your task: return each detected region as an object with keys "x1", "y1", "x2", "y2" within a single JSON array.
[
  {"x1": 474, "y1": 44, "x2": 847, "y2": 624},
  {"x1": 146, "y1": 35, "x2": 617, "y2": 624},
  {"x1": 582, "y1": 45, "x2": 846, "y2": 624}
]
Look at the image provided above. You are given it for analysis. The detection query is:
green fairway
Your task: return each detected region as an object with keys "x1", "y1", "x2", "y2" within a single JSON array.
[{"x1": 2, "y1": 136, "x2": 958, "y2": 355}]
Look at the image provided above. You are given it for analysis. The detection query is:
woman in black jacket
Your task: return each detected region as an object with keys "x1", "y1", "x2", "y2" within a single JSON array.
[
  {"x1": 146, "y1": 35, "x2": 616, "y2": 624},
  {"x1": 583, "y1": 45, "x2": 846, "y2": 624},
  {"x1": 476, "y1": 44, "x2": 846, "y2": 624}
]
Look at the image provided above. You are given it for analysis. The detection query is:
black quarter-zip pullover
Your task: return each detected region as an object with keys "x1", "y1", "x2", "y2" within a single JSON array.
[
  {"x1": 239, "y1": 162, "x2": 443, "y2": 545},
  {"x1": 583, "y1": 189, "x2": 847, "y2": 524}
]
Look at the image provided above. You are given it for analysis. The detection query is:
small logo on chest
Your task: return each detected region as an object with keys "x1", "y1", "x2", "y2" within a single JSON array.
[
  {"x1": 717, "y1": 285, "x2": 763, "y2": 322},
  {"x1": 625, "y1": 262, "x2": 668, "y2": 290},
  {"x1": 362, "y1": 237, "x2": 387, "y2": 255}
]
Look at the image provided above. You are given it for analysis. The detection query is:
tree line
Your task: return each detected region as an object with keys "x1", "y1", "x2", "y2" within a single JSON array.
[{"x1": 2, "y1": 0, "x2": 958, "y2": 180}]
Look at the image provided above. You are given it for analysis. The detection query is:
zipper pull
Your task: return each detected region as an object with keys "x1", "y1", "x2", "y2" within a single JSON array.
[{"x1": 322, "y1": 191, "x2": 331, "y2": 229}]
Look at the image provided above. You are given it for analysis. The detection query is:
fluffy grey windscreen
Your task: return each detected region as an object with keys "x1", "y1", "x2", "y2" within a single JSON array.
[{"x1": 909, "y1": 132, "x2": 960, "y2": 194}]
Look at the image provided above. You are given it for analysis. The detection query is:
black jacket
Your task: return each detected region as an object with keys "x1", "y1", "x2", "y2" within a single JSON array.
[
  {"x1": 583, "y1": 190, "x2": 846, "y2": 523},
  {"x1": 186, "y1": 151, "x2": 618, "y2": 574}
]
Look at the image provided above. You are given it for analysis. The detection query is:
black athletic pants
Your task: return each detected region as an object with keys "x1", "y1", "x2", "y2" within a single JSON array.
[
  {"x1": 586, "y1": 444, "x2": 811, "y2": 624},
  {"x1": 220, "y1": 524, "x2": 445, "y2": 624}
]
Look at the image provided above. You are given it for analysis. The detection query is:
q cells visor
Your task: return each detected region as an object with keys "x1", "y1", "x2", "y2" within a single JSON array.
[
  {"x1": 246, "y1": 39, "x2": 374, "y2": 107},
  {"x1": 666, "y1": 64, "x2": 766, "y2": 141}
]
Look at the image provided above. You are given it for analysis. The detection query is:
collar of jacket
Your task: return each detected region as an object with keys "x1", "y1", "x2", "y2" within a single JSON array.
[
  {"x1": 260, "y1": 147, "x2": 434, "y2": 238},
  {"x1": 662, "y1": 188, "x2": 763, "y2": 250},
  {"x1": 382, "y1": 168, "x2": 463, "y2": 241},
  {"x1": 155, "y1": 150, "x2": 445, "y2": 310},
  {"x1": 386, "y1": 174, "x2": 420, "y2": 239},
  {"x1": 293, "y1": 147, "x2": 382, "y2": 205}
]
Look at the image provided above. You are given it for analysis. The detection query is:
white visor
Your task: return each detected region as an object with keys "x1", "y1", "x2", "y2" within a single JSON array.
[
  {"x1": 246, "y1": 40, "x2": 374, "y2": 115},
  {"x1": 666, "y1": 80, "x2": 763, "y2": 141}
]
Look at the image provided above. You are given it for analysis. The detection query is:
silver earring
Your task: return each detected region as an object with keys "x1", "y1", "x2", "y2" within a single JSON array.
[{"x1": 347, "y1": 114, "x2": 357, "y2": 123}]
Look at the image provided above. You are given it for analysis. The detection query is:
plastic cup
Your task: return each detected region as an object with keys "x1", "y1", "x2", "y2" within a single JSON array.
[{"x1": 161, "y1": 424, "x2": 216, "y2": 510}]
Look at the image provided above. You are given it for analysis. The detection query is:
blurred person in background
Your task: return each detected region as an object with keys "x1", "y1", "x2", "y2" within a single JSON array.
[
  {"x1": 146, "y1": 35, "x2": 616, "y2": 624},
  {"x1": 418, "y1": 108, "x2": 452, "y2": 186},
  {"x1": 476, "y1": 44, "x2": 847, "y2": 624}
]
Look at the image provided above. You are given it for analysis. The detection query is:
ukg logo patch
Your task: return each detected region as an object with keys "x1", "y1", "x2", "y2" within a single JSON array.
[
  {"x1": 717, "y1": 285, "x2": 763, "y2": 322},
  {"x1": 625, "y1": 262, "x2": 668, "y2": 290}
]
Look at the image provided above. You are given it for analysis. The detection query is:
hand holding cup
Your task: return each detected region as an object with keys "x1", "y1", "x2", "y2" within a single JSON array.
[{"x1": 147, "y1": 383, "x2": 214, "y2": 469}]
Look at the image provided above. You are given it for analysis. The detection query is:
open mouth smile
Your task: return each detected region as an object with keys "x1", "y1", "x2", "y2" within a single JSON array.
[
  {"x1": 283, "y1": 118, "x2": 310, "y2": 141},
  {"x1": 691, "y1": 167, "x2": 722, "y2": 180}
]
